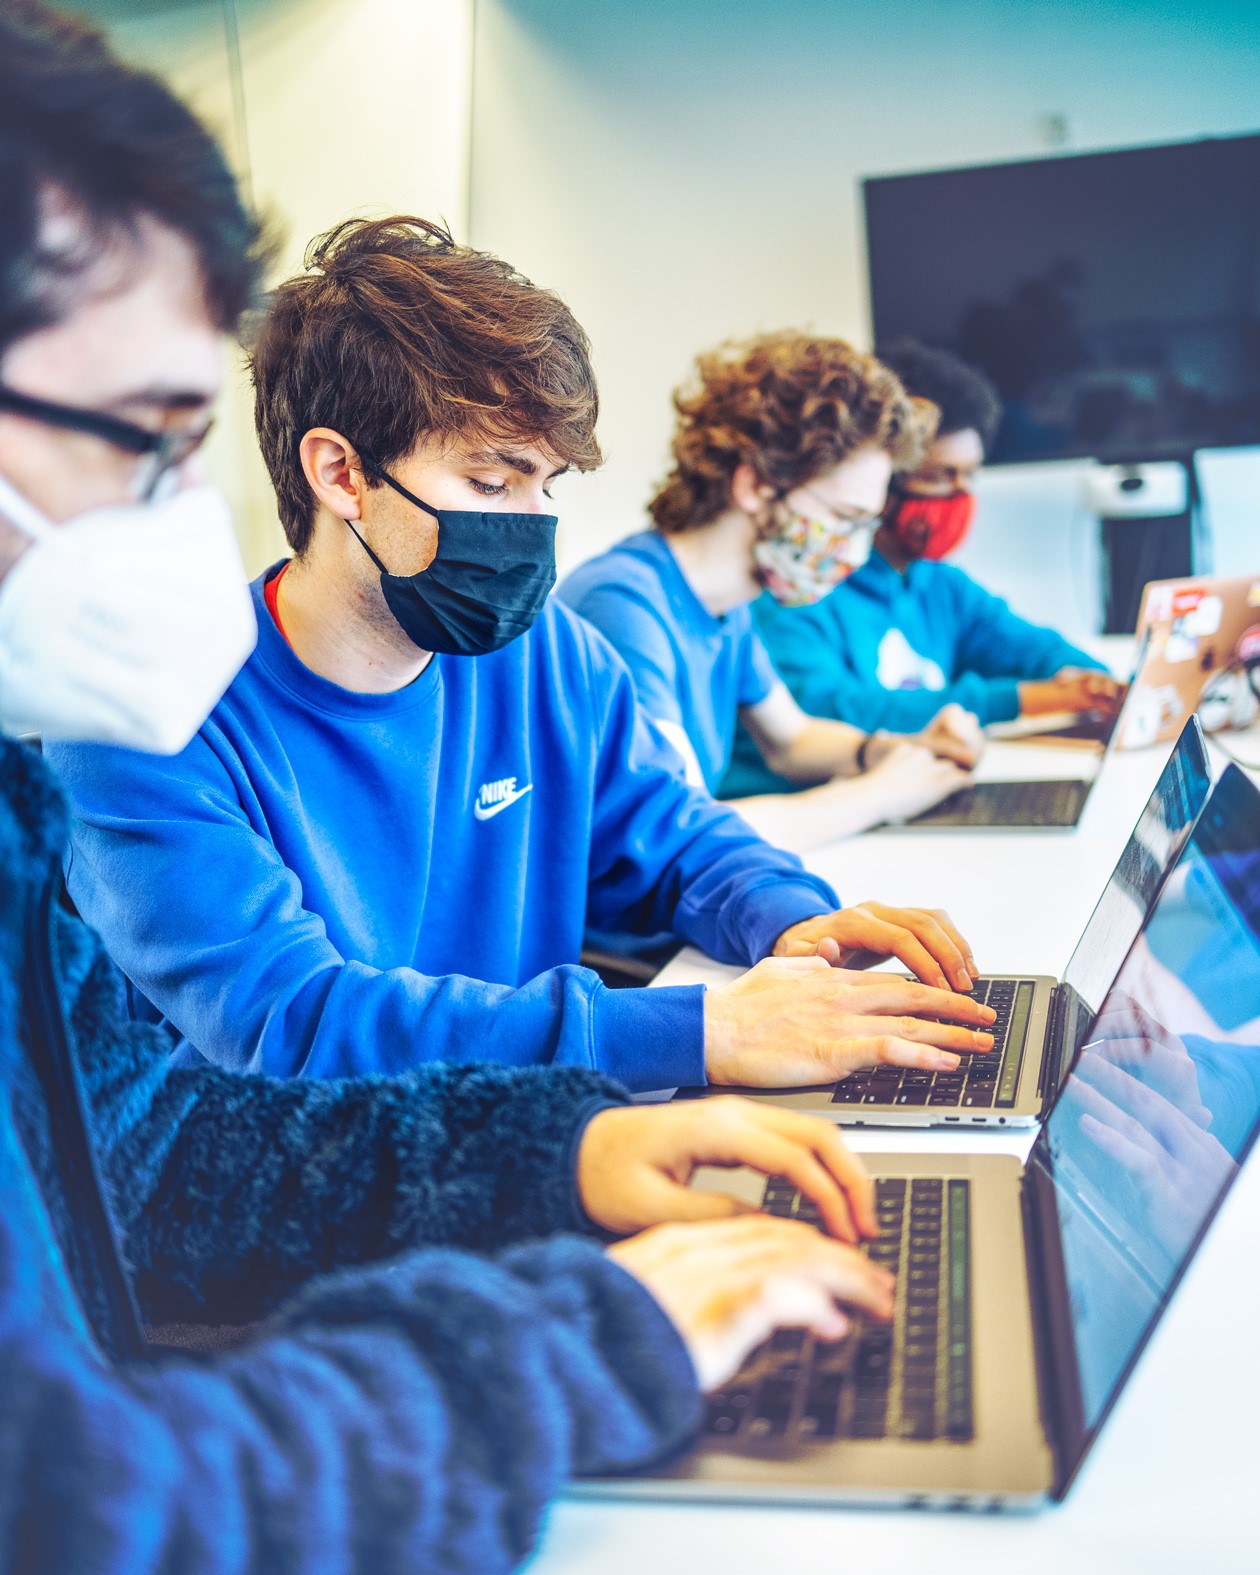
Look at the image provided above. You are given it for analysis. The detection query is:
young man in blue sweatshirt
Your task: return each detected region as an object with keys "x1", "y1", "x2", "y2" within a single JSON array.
[
  {"x1": 725, "y1": 342, "x2": 1126, "y2": 796},
  {"x1": 0, "y1": 7, "x2": 898, "y2": 1568},
  {"x1": 49, "y1": 223, "x2": 996, "y2": 1096}
]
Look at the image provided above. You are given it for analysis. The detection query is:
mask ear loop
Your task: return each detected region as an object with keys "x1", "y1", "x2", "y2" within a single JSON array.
[
  {"x1": 343, "y1": 514, "x2": 391, "y2": 575},
  {"x1": 342, "y1": 443, "x2": 429, "y2": 575}
]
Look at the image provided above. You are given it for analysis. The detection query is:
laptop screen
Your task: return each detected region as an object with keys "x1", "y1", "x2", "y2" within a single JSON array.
[
  {"x1": 1032, "y1": 764, "x2": 1260, "y2": 1466},
  {"x1": 1057, "y1": 719, "x2": 1210, "y2": 1063}
]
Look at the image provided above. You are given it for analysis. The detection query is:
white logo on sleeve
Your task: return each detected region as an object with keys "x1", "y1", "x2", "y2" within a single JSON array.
[{"x1": 473, "y1": 775, "x2": 533, "y2": 821}]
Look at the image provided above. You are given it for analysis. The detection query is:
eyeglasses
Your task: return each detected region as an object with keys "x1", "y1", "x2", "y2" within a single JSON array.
[
  {"x1": 0, "y1": 383, "x2": 213, "y2": 500},
  {"x1": 793, "y1": 486, "x2": 878, "y2": 534}
]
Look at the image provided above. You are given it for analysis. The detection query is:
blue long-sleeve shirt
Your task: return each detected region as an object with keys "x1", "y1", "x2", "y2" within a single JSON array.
[
  {"x1": 558, "y1": 530, "x2": 780, "y2": 794},
  {"x1": 723, "y1": 546, "x2": 1106, "y2": 795},
  {"x1": 49, "y1": 571, "x2": 837, "y2": 1091},
  {"x1": 1, "y1": 730, "x2": 701, "y2": 1575}
]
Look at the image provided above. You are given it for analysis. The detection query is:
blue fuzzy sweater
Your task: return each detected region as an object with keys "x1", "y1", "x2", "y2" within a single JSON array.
[{"x1": 0, "y1": 734, "x2": 701, "y2": 1572}]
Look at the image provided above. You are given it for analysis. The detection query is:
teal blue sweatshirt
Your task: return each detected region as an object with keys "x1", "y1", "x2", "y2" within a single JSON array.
[{"x1": 723, "y1": 547, "x2": 1105, "y2": 796}]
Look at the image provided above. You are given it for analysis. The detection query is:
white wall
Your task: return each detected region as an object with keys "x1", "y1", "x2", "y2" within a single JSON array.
[
  {"x1": 85, "y1": 0, "x2": 475, "y2": 573},
  {"x1": 470, "y1": 0, "x2": 1260, "y2": 625}
]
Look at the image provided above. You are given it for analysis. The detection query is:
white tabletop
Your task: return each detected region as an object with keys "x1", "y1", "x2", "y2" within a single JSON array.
[{"x1": 530, "y1": 725, "x2": 1260, "y2": 1575}]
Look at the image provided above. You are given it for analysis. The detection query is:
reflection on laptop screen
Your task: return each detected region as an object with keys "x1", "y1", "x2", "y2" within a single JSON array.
[
  {"x1": 1059, "y1": 721, "x2": 1210, "y2": 1055},
  {"x1": 1037, "y1": 765, "x2": 1260, "y2": 1430}
]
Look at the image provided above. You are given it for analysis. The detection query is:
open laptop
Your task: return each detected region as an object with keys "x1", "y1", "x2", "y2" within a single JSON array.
[
  {"x1": 876, "y1": 677, "x2": 1136, "y2": 831},
  {"x1": 1118, "y1": 571, "x2": 1260, "y2": 750},
  {"x1": 676, "y1": 717, "x2": 1210, "y2": 1129},
  {"x1": 581, "y1": 763, "x2": 1260, "y2": 1508}
]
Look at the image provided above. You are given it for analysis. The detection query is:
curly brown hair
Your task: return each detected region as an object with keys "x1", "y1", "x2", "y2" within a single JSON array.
[
  {"x1": 649, "y1": 332, "x2": 937, "y2": 534},
  {"x1": 251, "y1": 216, "x2": 602, "y2": 553}
]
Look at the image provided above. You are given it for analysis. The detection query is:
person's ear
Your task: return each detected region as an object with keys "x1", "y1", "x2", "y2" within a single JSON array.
[
  {"x1": 300, "y1": 428, "x2": 367, "y2": 521},
  {"x1": 730, "y1": 462, "x2": 775, "y2": 517}
]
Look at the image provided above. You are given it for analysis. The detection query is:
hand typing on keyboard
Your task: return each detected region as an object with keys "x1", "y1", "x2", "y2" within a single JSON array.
[
  {"x1": 578, "y1": 1097, "x2": 878, "y2": 1240},
  {"x1": 772, "y1": 901, "x2": 980, "y2": 992},
  {"x1": 704, "y1": 956, "x2": 996, "y2": 1087},
  {"x1": 608, "y1": 1215, "x2": 895, "y2": 1392}
]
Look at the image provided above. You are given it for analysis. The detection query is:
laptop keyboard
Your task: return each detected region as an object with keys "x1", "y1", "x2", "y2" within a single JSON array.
[
  {"x1": 832, "y1": 977, "x2": 1035, "y2": 1112},
  {"x1": 912, "y1": 778, "x2": 1088, "y2": 828},
  {"x1": 702, "y1": 1176, "x2": 973, "y2": 1448}
]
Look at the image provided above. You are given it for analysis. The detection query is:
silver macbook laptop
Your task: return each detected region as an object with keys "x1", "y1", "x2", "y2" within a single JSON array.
[
  {"x1": 676, "y1": 717, "x2": 1210, "y2": 1129},
  {"x1": 880, "y1": 635, "x2": 1153, "y2": 832},
  {"x1": 581, "y1": 764, "x2": 1260, "y2": 1508}
]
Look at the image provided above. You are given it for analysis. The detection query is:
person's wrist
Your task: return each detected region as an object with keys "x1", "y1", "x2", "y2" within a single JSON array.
[
  {"x1": 701, "y1": 983, "x2": 744, "y2": 1084},
  {"x1": 567, "y1": 1096, "x2": 631, "y2": 1236}
]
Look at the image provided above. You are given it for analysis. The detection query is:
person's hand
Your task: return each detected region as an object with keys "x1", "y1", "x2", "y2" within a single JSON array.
[
  {"x1": 607, "y1": 1215, "x2": 895, "y2": 1391},
  {"x1": 916, "y1": 703, "x2": 985, "y2": 769},
  {"x1": 1086, "y1": 992, "x2": 1210, "y2": 1128},
  {"x1": 704, "y1": 955, "x2": 996, "y2": 1087},
  {"x1": 578, "y1": 1099, "x2": 877, "y2": 1240},
  {"x1": 855, "y1": 739, "x2": 973, "y2": 827},
  {"x1": 775, "y1": 900, "x2": 979, "y2": 991},
  {"x1": 1019, "y1": 668, "x2": 1126, "y2": 719}
]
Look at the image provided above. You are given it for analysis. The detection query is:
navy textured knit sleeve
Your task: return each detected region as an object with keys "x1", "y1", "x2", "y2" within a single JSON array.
[
  {"x1": 52, "y1": 907, "x2": 627, "y2": 1324},
  {"x1": 1, "y1": 1141, "x2": 702, "y2": 1575}
]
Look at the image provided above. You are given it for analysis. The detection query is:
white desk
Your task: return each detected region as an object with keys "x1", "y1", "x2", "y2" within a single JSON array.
[{"x1": 531, "y1": 729, "x2": 1260, "y2": 1575}]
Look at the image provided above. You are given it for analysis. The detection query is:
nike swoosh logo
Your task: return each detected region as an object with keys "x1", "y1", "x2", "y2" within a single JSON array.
[{"x1": 473, "y1": 783, "x2": 533, "y2": 821}]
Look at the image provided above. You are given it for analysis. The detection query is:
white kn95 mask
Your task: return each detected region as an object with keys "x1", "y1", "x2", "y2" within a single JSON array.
[{"x1": 0, "y1": 472, "x2": 257, "y2": 754}]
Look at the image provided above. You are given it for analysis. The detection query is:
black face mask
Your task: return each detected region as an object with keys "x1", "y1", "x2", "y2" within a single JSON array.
[{"x1": 345, "y1": 463, "x2": 558, "y2": 656}]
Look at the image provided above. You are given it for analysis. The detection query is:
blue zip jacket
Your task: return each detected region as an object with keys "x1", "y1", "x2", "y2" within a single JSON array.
[
  {"x1": 48, "y1": 574, "x2": 837, "y2": 1090},
  {"x1": 724, "y1": 546, "x2": 1106, "y2": 795},
  {"x1": 1, "y1": 731, "x2": 701, "y2": 1573}
]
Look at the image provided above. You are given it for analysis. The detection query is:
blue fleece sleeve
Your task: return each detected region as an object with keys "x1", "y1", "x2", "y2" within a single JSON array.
[
  {"x1": 946, "y1": 567, "x2": 1108, "y2": 688},
  {"x1": 54, "y1": 733, "x2": 702, "y2": 1092},
  {"x1": 580, "y1": 626, "x2": 839, "y2": 965},
  {"x1": 1, "y1": 1133, "x2": 701, "y2": 1575},
  {"x1": 52, "y1": 902, "x2": 630, "y2": 1322}
]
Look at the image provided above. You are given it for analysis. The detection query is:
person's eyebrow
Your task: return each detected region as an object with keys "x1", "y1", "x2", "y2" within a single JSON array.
[
  {"x1": 464, "y1": 446, "x2": 571, "y2": 480},
  {"x1": 463, "y1": 446, "x2": 535, "y2": 476}
]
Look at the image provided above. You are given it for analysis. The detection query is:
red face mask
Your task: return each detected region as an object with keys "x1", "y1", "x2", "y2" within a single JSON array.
[{"x1": 887, "y1": 489, "x2": 976, "y2": 561}]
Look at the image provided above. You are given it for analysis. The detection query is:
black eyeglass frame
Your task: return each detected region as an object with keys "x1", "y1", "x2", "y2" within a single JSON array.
[{"x1": 0, "y1": 383, "x2": 212, "y2": 498}]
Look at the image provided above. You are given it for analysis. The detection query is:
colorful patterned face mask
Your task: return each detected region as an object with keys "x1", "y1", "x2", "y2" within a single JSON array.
[{"x1": 752, "y1": 495, "x2": 874, "y2": 606}]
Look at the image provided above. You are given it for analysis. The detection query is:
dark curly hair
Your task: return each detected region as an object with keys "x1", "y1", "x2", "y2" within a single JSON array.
[
  {"x1": 875, "y1": 339, "x2": 1003, "y2": 451},
  {"x1": 251, "y1": 216, "x2": 602, "y2": 554},
  {"x1": 649, "y1": 332, "x2": 936, "y2": 535},
  {"x1": 0, "y1": 0, "x2": 268, "y2": 355}
]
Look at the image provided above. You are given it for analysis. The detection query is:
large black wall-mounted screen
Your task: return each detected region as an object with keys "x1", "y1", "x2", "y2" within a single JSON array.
[{"x1": 863, "y1": 135, "x2": 1260, "y2": 466}]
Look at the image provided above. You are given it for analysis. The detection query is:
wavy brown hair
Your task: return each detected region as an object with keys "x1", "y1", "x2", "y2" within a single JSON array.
[
  {"x1": 649, "y1": 332, "x2": 936, "y2": 534},
  {"x1": 251, "y1": 216, "x2": 602, "y2": 553}
]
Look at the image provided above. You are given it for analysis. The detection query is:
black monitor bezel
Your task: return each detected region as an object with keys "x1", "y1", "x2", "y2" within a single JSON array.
[{"x1": 862, "y1": 132, "x2": 1260, "y2": 468}]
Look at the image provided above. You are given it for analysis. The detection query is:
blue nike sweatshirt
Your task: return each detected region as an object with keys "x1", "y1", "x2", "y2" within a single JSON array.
[
  {"x1": 723, "y1": 546, "x2": 1106, "y2": 795},
  {"x1": 49, "y1": 570, "x2": 838, "y2": 1091}
]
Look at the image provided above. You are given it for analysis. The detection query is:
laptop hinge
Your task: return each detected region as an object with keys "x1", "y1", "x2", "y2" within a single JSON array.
[
  {"x1": 1037, "y1": 984, "x2": 1068, "y2": 1110},
  {"x1": 1020, "y1": 1158, "x2": 1086, "y2": 1498}
]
